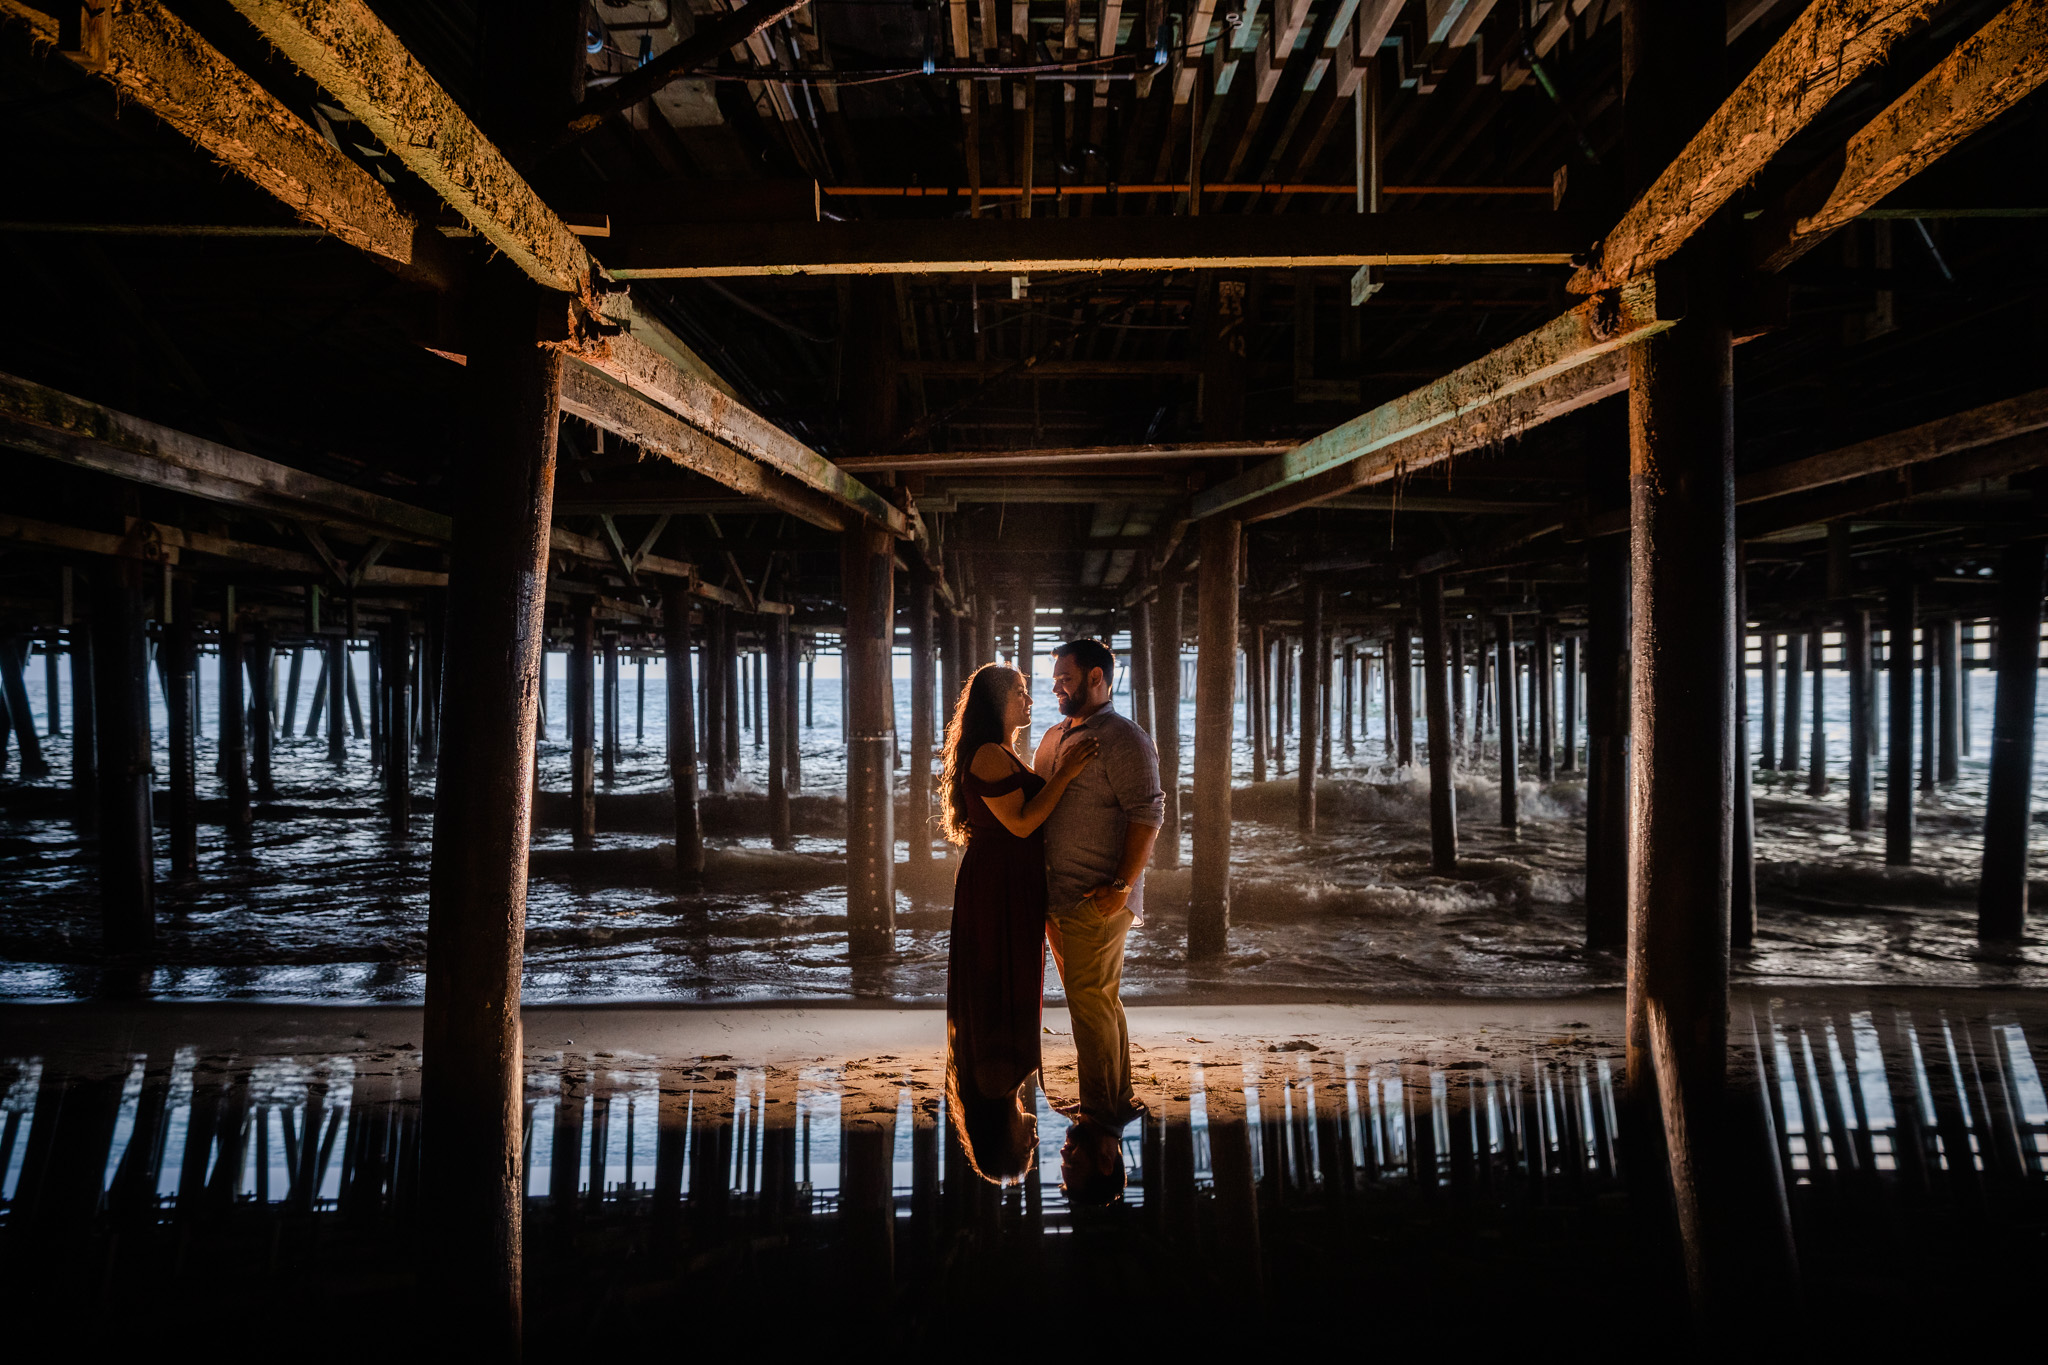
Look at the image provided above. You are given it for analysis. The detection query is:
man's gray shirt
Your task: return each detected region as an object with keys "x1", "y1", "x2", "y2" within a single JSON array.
[{"x1": 1042, "y1": 705, "x2": 1165, "y2": 923}]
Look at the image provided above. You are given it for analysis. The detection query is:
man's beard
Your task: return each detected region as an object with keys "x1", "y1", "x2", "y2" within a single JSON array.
[{"x1": 1057, "y1": 689, "x2": 1087, "y2": 716}]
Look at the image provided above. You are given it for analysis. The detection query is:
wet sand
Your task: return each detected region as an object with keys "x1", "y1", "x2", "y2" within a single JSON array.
[{"x1": 2, "y1": 990, "x2": 2043, "y2": 1350}]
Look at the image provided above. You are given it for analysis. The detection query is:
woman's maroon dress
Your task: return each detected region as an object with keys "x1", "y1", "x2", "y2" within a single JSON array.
[{"x1": 945, "y1": 755, "x2": 1047, "y2": 1176}]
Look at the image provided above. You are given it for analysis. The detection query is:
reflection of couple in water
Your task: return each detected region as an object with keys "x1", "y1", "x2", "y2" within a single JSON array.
[{"x1": 937, "y1": 639, "x2": 1164, "y2": 1204}]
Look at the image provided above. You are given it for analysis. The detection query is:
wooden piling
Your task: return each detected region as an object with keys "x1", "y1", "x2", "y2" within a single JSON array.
[
  {"x1": 1535, "y1": 617, "x2": 1556, "y2": 782},
  {"x1": 1420, "y1": 574, "x2": 1458, "y2": 873},
  {"x1": 1249, "y1": 625, "x2": 1266, "y2": 783},
  {"x1": 248, "y1": 625, "x2": 275, "y2": 799},
  {"x1": 723, "y1": 618, "x2": 741, "y2": 780},
  {"x1": 1758, "y1": 630, "x2": 1777, "y2": 769},
  {"x1": 1845, "y1": 607, "x2": 1872, "y2": 830},
  {"x1": 1343, "y1": 640, "x2": 1358, "y2": 759},
  {"x1": 570, "y1": 603, "x2": 596, "y2": 846},
  {"x1": 974, "y1": 591, "x2": 996, "y2": 666},
  {"x1": 768, "y1": 613, "x2": 793, "y2": 851},
  {"x1": 751, "y1": 638, "x2": 764, "y2": 751},
  {"x1": 785, "y1": 629, "x2": 803, "y2": 794},
  {"x1": 1152, "y1": 572, "x2": 1184, "y2": 869},
  {"x1": 662, "y1": 585, "x2": 703, "y2": 887},
  {"x1": 1920, "y1": 619, "x2": 1936, "y2": 793},
  {"x1": 843, "y1": 523, "x2": 897, "y2": 954},
  {"x1": 41, "y1": 632, "x2": 59, "y2": 736},
  {"x1": 421, "y1": 270, "x2": 562, "y2": 1341},
  {"x1": 0, "y1": 638, "x2": 47, "y2": 778},
  {"x1": 68, "y1": 623, "x2": 94, "y2": 826},
  {"x1": 940, "y1": 604, "x2": 963, "y2": 731},
  {"x1": 1318, "y1": 626, "x2": 1333, "y2": 778},
  {"x1": 1586, "y1": 534, "x2": 1629, "y2": 949},
  {"x1": 1190, "y1": 517, "x2": 1240, "y2": 958},
  {"x1": 1734, "y1": 566, "x2": 1755, "y2": 948},
  {"x1": 1128, "y1": 599, "x2": 1154, "y2": 736},
  {"x1": 1780, "y1": 630, "x2": 1803, "y2": 773},
  {"x1": 286, "y1": 646, "x2": 305, "y2": 740},
  {"x1": 1885, "y1": 583, "x2": 1916, "y2": 865},
  {"x1": 1621, "y1": 6, "x2": 1736, "y2": 1288},
  {"x1": 704, "y1": 605, "x2": 727, "y2": 795},
  {"x1": 906, "y1": 560, "x2": 935, "y2": 866},
  {"x1": 163, "y1": 581, "x2": 197, "y2": 875},
  {"x1": 383, "y1": 613, "x2": 411, "y2": 833},
  {"x1": 326, "y1": 632, "x2": 346, "y2": 764},
  {"x1": 602, "y1": 630, "x2": 620, "y2": 783},
  {"x1": 1392, "y1": 622, "x2": 1414, "y2": 769},
  {"x1": 344, "y1": 639, "x2": 365, "y2": 739},
  {"x1": 1495, "y1": 616, "x2": 1518, "y2": 831},
  {"x1": 1978, "y1": 539, "x2": 2043, "y2": 939},
  {"x1": 1936, "y1": 616, "x2": 1960, "y2": 784},
  {"x1": 219, "y1": 596, "x2": 250, "y2": 835},
  {"x1": 92, "y1": 558, "x2": 154, "y2": 951},
  {"x1": 1807, "y1": 620, "x2": 1828, "y2": 796},
  {"x1": 1561, "y1": 633, "x2": 1579, "y2": 774},
  {"x1": 419, "y1": 604, "x2": 441, "y2": 768},
  {"x1": 1297, "y1": 580, "x2": 1320, "y2": 834}
]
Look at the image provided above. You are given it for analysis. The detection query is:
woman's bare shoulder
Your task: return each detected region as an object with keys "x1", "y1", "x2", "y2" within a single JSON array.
[{"x1": 968, "y1": 743, "x2": 1018, "y2": 780}]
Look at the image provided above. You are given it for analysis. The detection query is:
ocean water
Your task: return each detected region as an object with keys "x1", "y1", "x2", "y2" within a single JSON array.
[{"x1": 0, "y1": 633, "x2": 2043, "y2": 1004}]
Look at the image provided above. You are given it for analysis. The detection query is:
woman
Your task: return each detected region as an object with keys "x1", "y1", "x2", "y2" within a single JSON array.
[{"x1": 938, "y1": 663, "x2": 1096, "y2": 1183}]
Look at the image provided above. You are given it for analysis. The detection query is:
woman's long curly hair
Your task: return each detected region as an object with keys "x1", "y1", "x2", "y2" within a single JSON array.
[{"x1": 938, "y1": 664, "x2": 1024, "y2": 846}]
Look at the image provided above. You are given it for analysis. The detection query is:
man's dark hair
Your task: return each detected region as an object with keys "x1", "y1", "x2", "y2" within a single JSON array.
[{"x1": 1053, "y1": 638, "x2": 1116, "y2": 684}]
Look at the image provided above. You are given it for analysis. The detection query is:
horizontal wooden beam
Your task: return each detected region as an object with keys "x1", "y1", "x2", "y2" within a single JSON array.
[
  {"x1": 838, "y1": 440, "x2": 1292, "y2": 473},
  {"x1": 560, "y1": 367, "x2": 850, "y2": 533},
  {"x1": 1573, "y1": 0, "x2": 1945, "y2": 293},
  {"x1": 1192, "y1": 282, "x2": 1664, "y2": 521},
  {"x1": 544, "y1": 524, "x2": 693, "y2": 581},
  {"x1": 1553, "y1": 388, "x2": 2048, "y2": 552},
  {"x1": 224, "y1": 0, "x2": 594, "y2": 298},
  {"x1": 566, "y1": 332, "x2": 905, "y2": 535},
  {"x1": 1240, "y1": 351, "x2": 1630, "y2": 523},
  {"x1": 0, "y1": 512, "x2": 176, "y2": 565},
  {"x1": 0, "y1": 371, "x2": 452, "y2": 545},
  {"x1": 601, "y1": 214, "x2": 1592, "y2": 279},
  {"x1": 1738, "y1": 386, "x2": 2048, "y2": 504},
  {"x1": 141, "y1": 520, "x2": 447, "y2": 584},
  {"x1": 893, "y1": 359, "x2": 1204, "y2": 378},
  {"x1": 0, "y1": 0, "x2": 456, "y2": 290},
  {"x1": 1740, "y1": 430, "x2": 2048, "y2": 539},
  {"x1": 1747, "y1": 0, "x2": 2048, "y2": 273}
]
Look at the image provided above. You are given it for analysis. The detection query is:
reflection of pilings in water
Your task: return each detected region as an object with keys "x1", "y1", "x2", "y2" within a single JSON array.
[{"x1": 839, "y1": 1109, "x2": 894, "y2": 1300}]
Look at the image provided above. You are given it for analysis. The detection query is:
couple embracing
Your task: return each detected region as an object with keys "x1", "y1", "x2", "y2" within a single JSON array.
[{"x1": 937, "y1": 638, "x2": 1164, "y2": 1203}]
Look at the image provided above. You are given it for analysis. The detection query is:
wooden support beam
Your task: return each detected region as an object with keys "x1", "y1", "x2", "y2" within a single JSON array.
[
  {"x1": 1740, "y1": 387, "x2": 2048, "y2": 503},
  {"x1": 217, "y1": 0, "x2": 889, "y2": 540},
  {"x1": 0, "y1": 0, "x2": 456, "y2": 290},
  {"x1": 1749, "y1": 0, "x2": 2048, "y2": 274},
  {"x1": 1572, "y1": 0, "x2": 1946, "y2": 293},
  {"x1": 1188, "y1": 517, "x2": 1239, "y2": 958},
  {"x1": 601, "y1": 214, "x2": 1589, "y2": 278},
  {"x1": 1246, "y1": 351, "x2": 1629, "y2": 524},
  {"x1": 224, "y1": 0, "x2": 594, "y2": 297},
  {"x1": 1193, "y1": 282, "x2": 1664, "y2": 521},
  {"x1": 840, "y1": 440, "x2": 1292, "y2": 473},
  {"x1": 565, "y1": 333, "x2": 906, "y2": 536},
  {"x1": 559, "y1": 365, "x2": 852, "y2": 532},
  {"x1": 0, "y1": 371, "x2": 450, "y2": 544}
]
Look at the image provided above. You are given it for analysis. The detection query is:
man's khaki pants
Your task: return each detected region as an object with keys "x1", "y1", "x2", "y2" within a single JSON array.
[{"x1": 1047, "y1": 898, "x2": 1139, "y2": 1131}]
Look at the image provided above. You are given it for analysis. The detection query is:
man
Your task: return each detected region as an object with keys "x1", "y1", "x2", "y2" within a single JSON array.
[{"x1": 1033, "y1": 638, "x2": 1163, "y2": 1203}]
